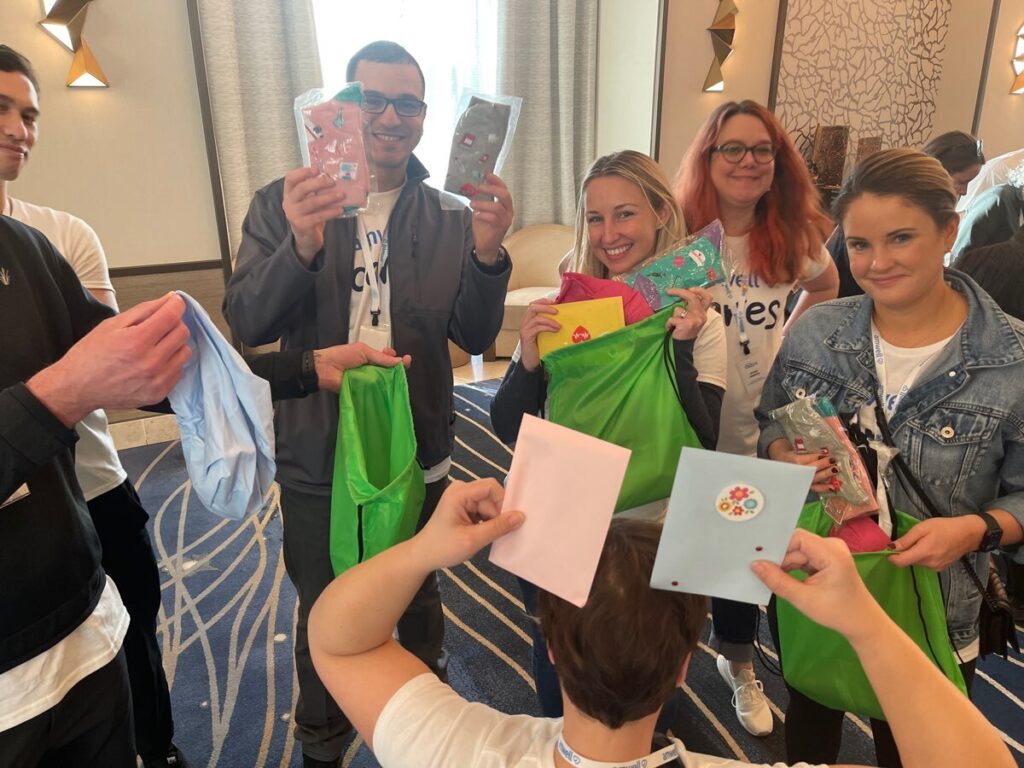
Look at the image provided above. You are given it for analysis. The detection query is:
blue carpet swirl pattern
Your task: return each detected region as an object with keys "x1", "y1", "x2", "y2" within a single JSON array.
[{"x1": 119, "y1": 381, "x2": 1024, "y2": 767}]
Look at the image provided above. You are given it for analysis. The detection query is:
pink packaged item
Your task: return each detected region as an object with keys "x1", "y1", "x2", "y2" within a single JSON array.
[
  {"x1": 830, "y1": 515, "x2": 891, "y2": 554},
  {"x1": 294, "y1": 83, "x2": 370, "y2": 216},
  {"x1": 555, "y1": 272, "x2": 654, "y2": 325}
]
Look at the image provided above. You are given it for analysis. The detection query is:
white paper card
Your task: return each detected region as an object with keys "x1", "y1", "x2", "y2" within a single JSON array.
[
  {"x1": 489, "y1": 414, "x2": 631, "y2": 607},
  {"x1": 651, "y1": 448, "x2": 814, "y2": 605}
]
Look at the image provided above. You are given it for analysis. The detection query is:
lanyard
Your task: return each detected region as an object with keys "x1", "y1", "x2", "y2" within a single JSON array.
[
  {"x1": 721, "y1": 271, "x2": 752, "y2": 355},
  {"x1": 870, "y1": 326, "x2": 943, "y2": 420},
  {"x1": 555, "y1": 736, "x2": 679, "y2": 768},
  {"x1": 356, "y1": 217, "x2": 388, "y2": 326}
]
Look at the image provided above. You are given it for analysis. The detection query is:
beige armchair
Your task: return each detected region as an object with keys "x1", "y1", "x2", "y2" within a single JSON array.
[{"x1": 496, "y1": 223, "x2": 575, "y2": 358}]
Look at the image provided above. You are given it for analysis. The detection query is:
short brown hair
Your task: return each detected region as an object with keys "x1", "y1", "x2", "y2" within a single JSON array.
[
  {"x1": 833, "y1": 148, "x2": 958, "y2": 231},
  {"x1": 537, "y1": 518, "x2": 708, "y2": 729},
  {"x1": 922, "y1": 131, "x2": 984, "y2": 174}
]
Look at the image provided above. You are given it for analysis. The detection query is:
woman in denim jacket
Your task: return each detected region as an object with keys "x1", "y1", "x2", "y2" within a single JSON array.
[{"x1": 756, "y1": 148, "x2": 1024, "y2": 767}]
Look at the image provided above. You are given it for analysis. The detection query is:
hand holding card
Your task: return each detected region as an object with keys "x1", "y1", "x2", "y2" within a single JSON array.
[
  {"x1": 488, "y1": 415, "x2": 631, "y2": 607},
  {"x1": 651, "y1": 448, "x2": 814, "y2": 604}
]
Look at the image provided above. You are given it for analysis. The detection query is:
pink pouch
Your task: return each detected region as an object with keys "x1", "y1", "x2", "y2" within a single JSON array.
[
  {"x1": 555, "y1": 272, "x2": 654, "y2": 325},
  {"x1": 830, "y1": 515, "x2": 891, "y2": 554}
]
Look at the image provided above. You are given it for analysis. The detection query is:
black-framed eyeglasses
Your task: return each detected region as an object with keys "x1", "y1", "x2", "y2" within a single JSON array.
[
  {"x1": 361, "y1": 92, "x2": 427, "y2": 117},
  {"x1": 713, "y1": 141, "x2": 777, "y2": 164}
]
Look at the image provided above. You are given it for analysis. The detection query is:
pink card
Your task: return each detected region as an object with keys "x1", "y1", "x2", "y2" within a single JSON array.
[{"x1": 489, "y1": 415, "x2": 631, "y2": 607}]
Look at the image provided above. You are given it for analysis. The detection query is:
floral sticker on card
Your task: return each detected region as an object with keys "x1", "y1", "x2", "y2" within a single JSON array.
[{"x1": 716, "y1": 484, "x2": 765, "y2": 522}]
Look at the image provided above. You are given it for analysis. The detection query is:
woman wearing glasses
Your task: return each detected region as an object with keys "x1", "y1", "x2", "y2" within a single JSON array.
[{"x1": 674, "y1": 100, "x2": 838, "y2": 737}]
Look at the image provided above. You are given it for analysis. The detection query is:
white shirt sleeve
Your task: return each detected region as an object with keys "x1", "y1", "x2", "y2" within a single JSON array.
[
  {"x1": 798, "y1": 245, "x2": 830, "y2": 284},
  {"x1": 693, "y1": 308, "x2": 728, "y2": 390},
  {"x1": 372, "y1": 674, "x2": 560, "y2": 768},
  {"x1": 63, "y1": 216, "x2": 112, "y2": 292}
]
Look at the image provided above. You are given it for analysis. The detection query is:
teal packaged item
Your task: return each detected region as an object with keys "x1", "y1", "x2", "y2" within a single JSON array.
[{"x1": 621, "y1": 220, "x2": 726, "y2": 310}]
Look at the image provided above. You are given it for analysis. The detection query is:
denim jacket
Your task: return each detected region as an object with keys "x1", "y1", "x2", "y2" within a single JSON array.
[{"x1": 756, "y1": 271, "x2": 1024, "y2": 648}]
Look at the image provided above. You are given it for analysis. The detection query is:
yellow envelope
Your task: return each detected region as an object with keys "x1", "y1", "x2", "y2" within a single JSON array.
[{"x1": 537, "y1": 296, "x2": 625, "y2": 358}]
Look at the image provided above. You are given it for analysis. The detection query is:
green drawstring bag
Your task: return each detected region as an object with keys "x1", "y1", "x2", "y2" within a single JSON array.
[
  {"x1": 776, "y1": 501, "x2": 967, "y2": 721},
  {"x1": 329, "y1": 364, "x2": 424, "y2": 576},
  {"x1": 543, "y1": 308, "x2": 703, "y2": 512}
]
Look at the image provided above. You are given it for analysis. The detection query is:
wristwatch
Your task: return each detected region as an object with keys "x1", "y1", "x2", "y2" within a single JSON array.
[{"x1": 974, "y1": 511, "x2": 1002, "y2": 552}]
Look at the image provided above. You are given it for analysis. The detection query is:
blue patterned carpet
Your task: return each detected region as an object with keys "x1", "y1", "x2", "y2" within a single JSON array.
[{"x1": 120, "y1": 382, "x2": 1024, "y2": 767}]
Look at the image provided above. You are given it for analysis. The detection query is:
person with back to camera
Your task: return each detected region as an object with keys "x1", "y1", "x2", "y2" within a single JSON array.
[
  {"x1": 489, "y1": 149, "x2": 727, "y2": 718},
  {"x1": 304, "y1": 477, "x2": 1015, "y2": 768},
  {"x1": 673, "y1": 100, "x2": 839, "y2": 735},
  {"x1": 756, "y1": 148, "x2": 1024, "y2": 767}
]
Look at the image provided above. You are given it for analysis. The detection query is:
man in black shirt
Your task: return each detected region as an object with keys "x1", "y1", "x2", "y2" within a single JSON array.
[{"x1": 0, "y1": 215, "x2": 190, "y2": 766}]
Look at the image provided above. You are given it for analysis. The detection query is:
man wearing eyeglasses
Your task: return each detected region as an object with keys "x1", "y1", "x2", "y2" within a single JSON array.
[{"x1": 224, "y1": 40, "x2": 513, "y2": 768}]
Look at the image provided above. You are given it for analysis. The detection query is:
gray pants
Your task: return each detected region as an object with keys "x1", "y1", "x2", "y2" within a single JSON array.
[{"x1": 279, "y1": 478, "x2": 448, "y2": 762}]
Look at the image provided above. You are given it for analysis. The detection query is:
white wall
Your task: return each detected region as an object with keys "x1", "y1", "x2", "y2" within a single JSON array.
[
  {"x1": 976, "y1": 0, "x2": 1024, "y2": 157},
  {"x1": 1, "y1": 0, "x2": 221, "y2": 268},
  {"x1": 595, "y1": 0, "x2": 662, "y2": 157}
]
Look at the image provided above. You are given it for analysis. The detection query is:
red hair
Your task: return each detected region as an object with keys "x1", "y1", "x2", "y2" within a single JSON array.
[{"x1": 674, "y1": 100, "x2": 831, "y2": 285}]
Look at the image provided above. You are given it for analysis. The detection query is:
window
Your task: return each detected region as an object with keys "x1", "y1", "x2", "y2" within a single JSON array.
[{"x1": 311, "y1": 0, "x2": 499, "y2": 185}]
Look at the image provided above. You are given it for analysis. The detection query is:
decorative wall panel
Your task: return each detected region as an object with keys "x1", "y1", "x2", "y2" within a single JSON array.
[{"x1": 773, "y1": 1, "x2": 952, "y2": 176}]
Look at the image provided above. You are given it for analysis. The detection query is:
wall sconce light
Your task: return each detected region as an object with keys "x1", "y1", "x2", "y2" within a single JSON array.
[
  {"x1": 38, "y1": 0, "x2": 109, "y2": 88},
  {"x1": 1013, "y1": 23, "x2": 1024, "y2": 95},
  {"x1": 703, "y1": 0, "x2": 738, "y2": 93}
]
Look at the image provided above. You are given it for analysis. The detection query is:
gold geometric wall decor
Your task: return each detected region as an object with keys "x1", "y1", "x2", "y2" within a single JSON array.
[
  {"x1": 704, "y1": 0, "x2": 738, "y2": 92},
  {"x1": 37, "y1": 0, "x2": 109, "y2": 88},
  {"x1": 1013, "y1": 23, "x2": 1024, "y2": 95}
]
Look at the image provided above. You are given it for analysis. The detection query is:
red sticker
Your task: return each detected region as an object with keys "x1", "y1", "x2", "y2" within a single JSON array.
[{"x1": 571, "y1": 326, "x2": 592, "y2": 344}]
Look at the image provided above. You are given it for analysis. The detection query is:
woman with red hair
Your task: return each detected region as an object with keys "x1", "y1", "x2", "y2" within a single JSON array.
[{"x1": 675, "y1": 100, "x2": 838, "y2": 736}]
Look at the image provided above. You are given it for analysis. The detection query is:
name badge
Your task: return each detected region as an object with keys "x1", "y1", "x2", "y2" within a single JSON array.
[
  {"x1": 359, "y1": 322, "x2": 391, "y2": 352},
  {"x1": 1, "y1": 483, "x2": 30, "y2": 509},
  {"x1": 740, "y1": 355, "x2": 766, "y2": 395}
]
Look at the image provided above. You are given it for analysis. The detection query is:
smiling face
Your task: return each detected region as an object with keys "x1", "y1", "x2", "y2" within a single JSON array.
[
  {"x1": 844, "y1": 193, "x2": 958, "y2": 311},
  {"x1": 352, "y1": 60, "x2": 425, "y2": 183},
  {"x1": 584, "y1": 175, "x2": 666, "y2": 276},
  {"x1": 709, "y1": 113, "x2": 775, "y2": 214},
  {"x1": 0, "y1": 70, "x2": 39, "y2": 182}
]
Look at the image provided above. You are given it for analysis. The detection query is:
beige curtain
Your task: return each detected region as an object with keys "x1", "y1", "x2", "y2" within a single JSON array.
[
  {"x1": 497, "y1": 1, "x2": 597, "y2": 230},
  {"x1": 192, "y1": 0, "x2": 323, "y2": 263}
]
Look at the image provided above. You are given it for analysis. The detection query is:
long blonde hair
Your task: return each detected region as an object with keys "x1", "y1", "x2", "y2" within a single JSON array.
[{"x1": 569, "y1": 150, "x2": 686, "y2": 278}]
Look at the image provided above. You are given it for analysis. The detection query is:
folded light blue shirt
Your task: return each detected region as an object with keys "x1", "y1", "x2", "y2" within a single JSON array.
[{"x1": 169, "y1": 292, "x2": 275, "y2": 520}]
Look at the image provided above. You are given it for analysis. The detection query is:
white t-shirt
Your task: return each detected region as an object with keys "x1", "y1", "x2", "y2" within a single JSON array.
[
  {"x1": 710, "y1": 235, "x2": 829, "y2": 457},
  {"x1": 348, "y1": 186, "x2": 402, "y2": 347},
  {"x1": 373, "y1": 674, "x2": 825, "y2": 768},
  {"x1": 8, "y1": 197, "x2": 127, "y2": 500},
  {"x1": 0, "y1": 577, "x2": 129, "y2": 732}
]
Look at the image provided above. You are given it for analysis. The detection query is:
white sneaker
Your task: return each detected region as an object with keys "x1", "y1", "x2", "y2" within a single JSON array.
[{"x1": 716, "y1": 654, "x2": 773, "y2": 736}]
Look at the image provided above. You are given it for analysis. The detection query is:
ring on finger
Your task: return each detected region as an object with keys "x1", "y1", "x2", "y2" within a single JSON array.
[{"x1": 676, "y1": 306, "x2": 688, "y2": 319}]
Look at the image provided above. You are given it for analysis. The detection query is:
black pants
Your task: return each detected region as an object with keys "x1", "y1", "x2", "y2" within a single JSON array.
[
  {"x1": 767, "y1": 598, "x2": 977, "y2": 767},
  {"x1": 87, "y1": 480, "x2": 174, "y2": 763},
  {"x1": 710, "y1": 597, "x2": 759, "y2": 663},
  {"x1": 0, "y1": 649, "x2": 135, "y2": 768},
  {"x1": 279, "y1": 478, "x2": 448, "y2": 762}
]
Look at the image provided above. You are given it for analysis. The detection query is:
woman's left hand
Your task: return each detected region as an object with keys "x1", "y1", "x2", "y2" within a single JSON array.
[
  {"x1": 888, "y1": 516, "x2": 987, "y2": 571},
  {"x1": 665, "y1": 287, "x2": 713, "y2": 341}
]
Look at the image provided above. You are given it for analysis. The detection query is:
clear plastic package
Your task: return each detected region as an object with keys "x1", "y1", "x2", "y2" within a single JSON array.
[
  {"x1": 615, "y1": 220, "x2": 727, "y2": 311},
  {"x1": 444, "y1": 89, "x2": 523, "y2": 199},
  {"x1": 294, "y1": 83, "x2": 370, "y2": 217},
  {"x1": 770, "y1": 396, "x2": 878, "y2": 523}
]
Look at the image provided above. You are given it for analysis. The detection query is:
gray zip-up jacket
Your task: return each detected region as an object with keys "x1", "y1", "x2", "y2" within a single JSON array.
[{"x1": 224, "y1": 156, "x2": 511, "y2": 494}]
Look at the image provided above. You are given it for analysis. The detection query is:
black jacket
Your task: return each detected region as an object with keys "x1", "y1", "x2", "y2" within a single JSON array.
[
  {"x1": 224, "y1": 156, "x2": 511, "y2": 493},
  {"x1": 0, "y1": 216, "x2": 113, "y2": 673}
]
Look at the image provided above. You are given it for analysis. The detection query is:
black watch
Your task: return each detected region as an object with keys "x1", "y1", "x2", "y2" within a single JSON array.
[{"x1": 974, "y1": 511, "x2": 1002, "y2": 553}]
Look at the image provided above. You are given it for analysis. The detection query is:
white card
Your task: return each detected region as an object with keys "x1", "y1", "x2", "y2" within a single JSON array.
[
  {"x1": 651, "y1": 448, "x2": 813, "y2": 604},
  {"x1": 489, "y1": 415, "x2": 631, "y2": 607}
]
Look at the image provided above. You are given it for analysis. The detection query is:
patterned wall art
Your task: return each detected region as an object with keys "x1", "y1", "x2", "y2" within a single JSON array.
[{"x1": 768, "y1": 0, "x2": 953, "y2": 178}]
